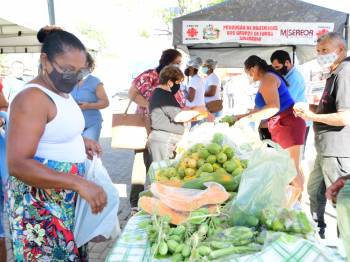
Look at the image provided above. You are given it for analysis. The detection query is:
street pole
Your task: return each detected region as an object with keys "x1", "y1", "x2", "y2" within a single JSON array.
[{"x1": 47, "y1": 0, "x2": 56, "y2": 25}]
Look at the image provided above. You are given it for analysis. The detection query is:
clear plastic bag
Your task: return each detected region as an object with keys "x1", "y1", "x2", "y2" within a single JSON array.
[
  {"x1": 336, "y1": 180, "x2": 350, "y2": 260},
  {"x1": 74, "y1": 156, "x2": 120, "y2": 247},
  {"x1": 230, "y1": 141, "x2": 297, "y2": 218}
]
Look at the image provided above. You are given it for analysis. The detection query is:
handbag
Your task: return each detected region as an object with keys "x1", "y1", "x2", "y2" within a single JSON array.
[
  {"x1": 206, "y1": 99, "x2": 223, "y2": 113},
  {"x1": 111, "y1": 99, "x2": 151, "y2": 150}
]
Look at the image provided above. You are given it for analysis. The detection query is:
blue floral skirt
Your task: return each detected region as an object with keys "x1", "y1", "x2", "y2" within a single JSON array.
[{"x1": 6, "y1": 157, "x2": 88, "y2": 261}]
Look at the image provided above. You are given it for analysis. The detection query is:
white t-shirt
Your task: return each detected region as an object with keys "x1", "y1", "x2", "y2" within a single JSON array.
[
  {"x1": 186, "y1": 74, "x2": 205, "y2": 108},
  {"x1": 204, "y1": 73, "x2": 221, "y2": 103}
]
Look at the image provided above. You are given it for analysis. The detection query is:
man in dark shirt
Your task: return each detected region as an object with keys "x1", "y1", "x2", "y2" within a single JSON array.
[{"x1": 294, "y1": 32, "x2": 350, "y2": 239}]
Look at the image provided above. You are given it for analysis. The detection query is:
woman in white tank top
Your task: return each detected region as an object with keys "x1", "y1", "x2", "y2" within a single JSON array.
[{"x1": 6, "y1": 26, "x2": 107, "y2": 261}]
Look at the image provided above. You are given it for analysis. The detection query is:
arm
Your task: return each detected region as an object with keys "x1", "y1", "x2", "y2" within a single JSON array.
[
  {"x1": 128, "y1": 83, "x2": 149, "y2": 108},
  {"x1": 0, "y1": 90, "x2": 8, "y2": 111},
  {"x1": 295, "y1": 71, "x2": 350, "y2": 126},
  {"x1": 205, "y1": 85, "x2": 217, "y2": 97},
  {"x1": 247, "y1": 74, "x2": 280, "y2": 122},
  {"x1": 187, "y1": 87, "x2": 196, "y2": 102},
  {"x1": 7, "y1": 90, "x2": 106, "y2": 213},
  {"x1": 326, "y1": 175, "x2": 350, "y2": 202},
  {"x1": 80, "y1": 83, "x2": 109, "y2": 110}
]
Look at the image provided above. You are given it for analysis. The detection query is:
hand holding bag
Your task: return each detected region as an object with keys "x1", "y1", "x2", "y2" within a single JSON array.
[{"x1": 74, "y1": 156, "x2": 120, "y2": 247}]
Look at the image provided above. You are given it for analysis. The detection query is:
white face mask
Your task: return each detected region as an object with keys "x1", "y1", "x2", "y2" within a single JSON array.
[{"x1": 317, "y1": 51, "x2": 338, "y2": 69}]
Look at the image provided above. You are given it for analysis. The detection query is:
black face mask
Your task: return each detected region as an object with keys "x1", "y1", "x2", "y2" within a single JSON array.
[
  {"x1": 184, "y1": 68, "x2": 190, "y2": 77},
  {"x1": 277, "y1": 65, "x2": 288, "y2": 76},
  {"x1": 48, "y1": 66, "x2": 80, "y2": 94}
]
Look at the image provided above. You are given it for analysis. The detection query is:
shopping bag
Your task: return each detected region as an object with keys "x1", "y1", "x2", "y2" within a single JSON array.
[
  {"x1": 336, "y1": 180, "x2": 350, "y2": 259},
  {"x1": 230, "y1": 141, "x2": 297, "y2": 218},
  {"x1": 74, "y1": 156, "x2": 120, "y2": 248},
  {"x1": 111, "y1": 100, "x2": 151, "y2": 150}
]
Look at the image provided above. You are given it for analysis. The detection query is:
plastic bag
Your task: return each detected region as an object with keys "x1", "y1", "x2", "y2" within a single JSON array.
[
  {"x1": 336, "y1": 180, "x2": 350, "y2": 260},
  {"x1": 176, "y1": 122, "x2": 262, "y2": 161},
  {"x1": 150, "y1": 182, "x2": 230, "y2": 212},
  {"x1": 259, "y1": 207, "x2": 314, "y2": 234},
  {"x1": 230, "y1": 141, "x2": 297, "y2": 219},
  {"x1": 74, "y1": 156, "x2": 120, "y2": 248}
]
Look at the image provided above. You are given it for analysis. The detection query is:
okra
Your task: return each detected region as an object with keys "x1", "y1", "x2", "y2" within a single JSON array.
[
  {"x1": 210, "y1": 241, "x2": 231, "y2": 250},
  {"x1": 209, "y1": 244, "x2": 260, "y2": 259}
]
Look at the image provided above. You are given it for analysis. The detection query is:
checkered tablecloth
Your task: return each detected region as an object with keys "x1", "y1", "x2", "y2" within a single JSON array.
[{"x1": 106, "y1": 215, "x2": 346, "y2": 262}]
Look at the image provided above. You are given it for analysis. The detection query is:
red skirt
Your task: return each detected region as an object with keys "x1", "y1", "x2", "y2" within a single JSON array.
[{"x1": 268, "y1": 107, "x2": 306, "y2": 149}]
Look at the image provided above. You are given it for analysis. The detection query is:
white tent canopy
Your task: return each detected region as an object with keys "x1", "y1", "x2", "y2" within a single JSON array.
[{"x1": 0, "y1": 17, "x2": 41, "y2": 53}]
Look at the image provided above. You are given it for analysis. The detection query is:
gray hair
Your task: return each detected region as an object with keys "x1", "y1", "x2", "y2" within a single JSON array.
[{"x1": 317, "y1": 32, "x2": 346, "y2": 47}]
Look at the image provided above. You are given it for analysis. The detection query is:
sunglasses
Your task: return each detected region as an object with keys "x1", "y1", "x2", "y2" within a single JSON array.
[{"x1": 51, "y1": 60, "x2": 90, "y2": 81}]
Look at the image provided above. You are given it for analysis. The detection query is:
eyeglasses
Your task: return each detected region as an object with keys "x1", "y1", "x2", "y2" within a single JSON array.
[{"x1": 51, "y1": 60, "x2": 90, "y2": 81}]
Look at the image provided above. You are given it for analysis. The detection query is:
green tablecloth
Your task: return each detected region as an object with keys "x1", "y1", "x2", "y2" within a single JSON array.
[{"x1": 106, "y1": 215, "x2": 346, "y2": 262}]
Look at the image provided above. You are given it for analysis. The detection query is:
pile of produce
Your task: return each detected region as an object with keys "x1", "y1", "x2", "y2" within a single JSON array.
[
  {"x1": 140, "y1": 209, "x2": 262, "y2": 261},
  {"x1": 138, "y1": 182, "x2": 230, "y2": 225},
  {"x1": 138, "y1": 132, "x2": 316, "y2": 261},
  {"x1": 155, "y1": 133, "x2": 247, "y2": 192}
]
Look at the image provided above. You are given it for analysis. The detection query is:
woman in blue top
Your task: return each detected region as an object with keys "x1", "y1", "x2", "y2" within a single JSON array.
[
  {"x1": 237, "y1": 55, "x2": 306, "y2": 191},
  {"x1": 71, "y1": 53, "x2": 109, "y2": 141}
]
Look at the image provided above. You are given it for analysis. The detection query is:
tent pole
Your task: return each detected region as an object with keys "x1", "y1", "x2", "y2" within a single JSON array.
[
  {"x1": 345, "y1": 14, "x2": 349, "y2": 49},
  {"x1": 292, "y1": 46, "x2": 296, "y2": 64},
  {"x1": 47, "y1": 0, "x2": 56, "y2": 25}
]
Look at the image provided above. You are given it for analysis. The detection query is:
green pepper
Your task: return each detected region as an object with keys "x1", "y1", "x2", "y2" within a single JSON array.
[{"x1": 167, "y1": 240, "x2": 179, "y2": 253}]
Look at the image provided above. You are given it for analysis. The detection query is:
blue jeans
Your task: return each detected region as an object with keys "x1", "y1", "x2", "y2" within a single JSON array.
[{"x1": 82, "y1": 122, "x2": 102, "y2": 142}]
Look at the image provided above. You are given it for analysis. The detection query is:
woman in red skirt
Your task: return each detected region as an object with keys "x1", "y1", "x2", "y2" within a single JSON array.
[{"x1": 237, "y1": 55, "x2": 306, "y2": 190}]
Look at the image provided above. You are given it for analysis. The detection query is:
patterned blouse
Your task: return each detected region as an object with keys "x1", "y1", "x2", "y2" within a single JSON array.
[{"x1": 132, "y1": 69, "x2": 185, "y2": 115}]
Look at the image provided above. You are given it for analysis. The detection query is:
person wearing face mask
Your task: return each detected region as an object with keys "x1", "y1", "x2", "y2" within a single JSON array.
[
  {"x1": 203, "y1": 59, "x2": 223, "y2": 117},
  {"x1": 2, "y1": 61, "x2": 27, "y2": 104},
  {"x1": 294, "y1": 32, "x2": 350, "y2": 239},
  {"x1": 71, "y1": 52, "x2": 109, "y2": 142},
  {"x1": 127, "y1": 49, "x2": 185, "y2": 212},
  {"x1": 236, "y1": 55, "x2": 306, "y2": 192},
  {"x1": 184, "y1": 56, "x2": 206, "y2": 126},
  {"x1": 270, "y1": 50, "x2": 310, "y2": 151},
  {"x1": 148, "y1": 65, "x2": 211, "y2": 162},
  {"x1": 6, "y1": 26, "x2": 107, "y2": 261}
]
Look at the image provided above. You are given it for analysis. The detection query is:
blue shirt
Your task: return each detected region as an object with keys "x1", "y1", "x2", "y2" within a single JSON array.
[
  {"x1": 285, "y1": 67, "x2": 307, "y2": 103},
  {"x1": 71, "y1": 75, "x2": 103, "y2": 128},
  {"x1": 286, "y1": 67, "x2": 311, "y2": 127},
  {"x1": 255, "y1": 72, "x2": 294, "y2": 113}
]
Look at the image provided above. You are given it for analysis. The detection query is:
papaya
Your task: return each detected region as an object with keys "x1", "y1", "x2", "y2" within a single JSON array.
[{"x1": 182, "y1": 172, "x2": 238, "y2": 192}]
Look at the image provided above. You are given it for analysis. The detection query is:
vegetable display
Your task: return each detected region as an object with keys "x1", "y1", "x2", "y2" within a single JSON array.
[{"x1": 155, "y1": 133, "x2": 247, "y2": 192}]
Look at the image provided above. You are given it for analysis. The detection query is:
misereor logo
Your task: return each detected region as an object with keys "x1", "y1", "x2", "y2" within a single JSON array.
[{"x1": 280, "y1": 29, "x2": 314, "y2": 38}]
